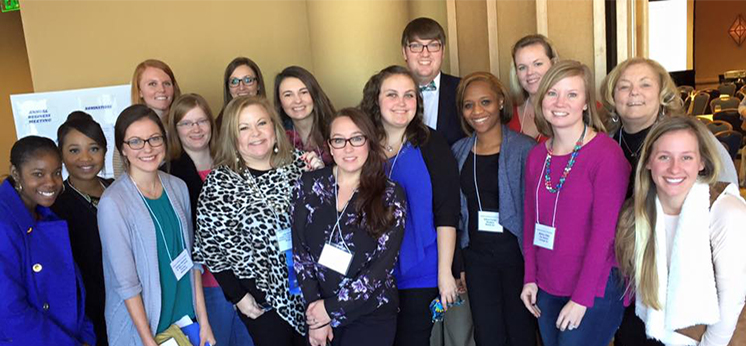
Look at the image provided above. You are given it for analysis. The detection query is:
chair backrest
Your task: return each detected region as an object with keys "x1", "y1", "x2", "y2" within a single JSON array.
[
  {"x1": 715, "y1": 130, "x2": 744, "y2": 159},
  {"x1": 710, "y1": 97, "x2": 740, "y2": 112},
  {"x1": 708, "y1": 120, "x2": 733, "y2": 134},
  {"x1": 713, "y1": 109, "x2": 746, "y2": 136},
  {"x1": 690, "y1": 92, "x2": 710, "y2": 116},
  {"x1": 737, "y1": 91, "x2": 746, "y2": 101},
  {"x1": 718, "y1": 83, "x2": 737, "y2": 97},
  {"x1": 697, "y1": 116, "x2": 713, "y2": 125}
]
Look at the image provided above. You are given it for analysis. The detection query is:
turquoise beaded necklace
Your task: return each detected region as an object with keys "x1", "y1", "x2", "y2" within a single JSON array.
[{"x1": 543, "y1": 124, "x2": 587, "y2": 193}]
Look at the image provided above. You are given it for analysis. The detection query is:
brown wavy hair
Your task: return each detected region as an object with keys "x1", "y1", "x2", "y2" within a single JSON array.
[
  {"x1": 359, "y1": 65, "x2": 429, "y2": 147},
  {"x1": 330, "y1": 107, "x2": 395, "y2": 238}
]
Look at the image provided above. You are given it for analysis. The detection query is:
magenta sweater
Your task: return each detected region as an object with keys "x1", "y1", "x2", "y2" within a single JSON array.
[{"x1": 523, "y1": 133, "x2": 630, "y2": 308}]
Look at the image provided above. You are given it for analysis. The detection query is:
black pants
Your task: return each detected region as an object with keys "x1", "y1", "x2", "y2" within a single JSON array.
[
  {"x1": 332, "y1": 315, "x2": 397, "y2": 346},
  {"x1": 464, "y1": 248, "x2": 537, "y2": 346},
  {"x1": 614, "y1": 304, "x2": 664, "y2": 346},
  {"x1": 236, "y1": 279, "x2": 305, "y2": 346},
  {"x1": 393, "y1": 287, "x2": 439, "y2": 346}
]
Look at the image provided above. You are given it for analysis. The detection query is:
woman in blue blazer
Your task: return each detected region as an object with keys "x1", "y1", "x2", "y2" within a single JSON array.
[{"x1": 0, "y1": 135, "x2": 95, "y2": 345}]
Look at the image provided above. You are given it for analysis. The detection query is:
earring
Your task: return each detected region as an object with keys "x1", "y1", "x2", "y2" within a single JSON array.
[
  {"x1": 15, "y1": 183, "x2": 22, "y2": 192},
  {"x1": 610, "y1": 110, "x2": 619, "y2": 123},
  {"x1": 273, "y1": 145, "x2": 279, "y2": 154}
]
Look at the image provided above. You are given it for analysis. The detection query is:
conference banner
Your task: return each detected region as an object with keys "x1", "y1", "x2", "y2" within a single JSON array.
[{"x1": 10, "y1": 84, "x2": 131, "y2": 178}]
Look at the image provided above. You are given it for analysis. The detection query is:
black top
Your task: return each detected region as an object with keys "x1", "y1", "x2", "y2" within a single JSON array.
[
  {"x1": 459, "y1": 153, "x2": 521, "y2": 264},
  {"x1": 51, "y1": 177, "x2": 113, "y2": 346},
  {"x1": 418, "y1": 130, "x2": 462, "y2": 228},
  {"x1": 437, "y1": 73, "x2": 467, "y2": 146},
  {"x1": 292, "y1": 167, "x2": 407, "y2": 327},
  {"x1": 166, "y1": 152, "x2": 205, "y2": 226},
  {"x1": 613, "y1": 126, "x2": 651, "y2": 198}
]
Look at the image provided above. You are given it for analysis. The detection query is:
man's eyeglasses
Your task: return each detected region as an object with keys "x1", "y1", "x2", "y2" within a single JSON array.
[
  {"x1": 407, "y1": 41, "x2": 442, "y2": 53},
  {"x1": 124, "y1": 135, "x2": 165, "y2": 150},
  {"x1": 328, "y1": 135, "x2": 367, "y2": 149},
  {"x1": 229, "y1": 76, "x2": 257, "y2": 88}
]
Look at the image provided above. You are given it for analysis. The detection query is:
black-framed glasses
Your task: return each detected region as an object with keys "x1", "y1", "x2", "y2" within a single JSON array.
[
  {"x1": 229, "y1": 76, "x2": 257, "y2": 88},
  {"x1": 328, "y1": 135, "x2": 367, "y2": 149},
  {"x1": 177, "y1": 119, "x2": 210, "y2": 128},
  {"x1": 407, "y1": 41, "x2": 442, "y2": 53},
  {"x1": 124, "y1": 135, "x2": 165, "y2": 150}
]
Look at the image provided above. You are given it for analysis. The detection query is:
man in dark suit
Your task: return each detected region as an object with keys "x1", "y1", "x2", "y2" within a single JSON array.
[
  {"x1": 401, "y1": 17, "x2": 474, "y2": 346},
  {"x1": 401, "y1": 17, "x2": 466, "y2": 146}
]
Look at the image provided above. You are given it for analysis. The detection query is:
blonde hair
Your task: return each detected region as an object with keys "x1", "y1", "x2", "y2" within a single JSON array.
[
  {"x1": 214, "y1": 96, "x2": 293, "y2": 172},
  {"x1": 533, "y1": 60, "x2": 607, "y2": 138},
  {"x1": 509, "y1": 34, "x2": 559, "y2": 106},
  {"x1": 166, "y1": 94, "x2": 217, "y2": 161},
  {"x1": 599, "y1": 58, "x2": 684, "y2": 133},
  {"x1": 615, "y1": 115, "x2": 721, "y2": 309}
]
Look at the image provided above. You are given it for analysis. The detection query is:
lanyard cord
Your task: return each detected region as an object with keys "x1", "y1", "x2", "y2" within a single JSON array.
[
  {"x1": 330, "y1": 167, "x2": 354, "y2": 252},
  {"x1": 535, "y1": 158, "x2": 562, "y2": 228},
  {"x1": 245, "y1": 169, "x2": 285, "y2": 226},
  {"x1": 134, "y1": 175, "x2": 185, "y2": 262},
  {"x1": 472, "y1": 138, "x2": 484, "y2": 212},
  {"x1": 387, "y1": 139, "x2": 407, "y2": 179}
]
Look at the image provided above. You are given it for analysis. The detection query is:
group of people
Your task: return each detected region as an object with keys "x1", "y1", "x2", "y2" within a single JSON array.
[{"x1": 1, "y1": 16, "x2": 745, "y2": 346}]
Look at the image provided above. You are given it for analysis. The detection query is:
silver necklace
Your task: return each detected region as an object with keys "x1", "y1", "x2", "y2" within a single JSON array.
[{"x1": 618, "y1": 127, "x2": 643, "y2": 158}]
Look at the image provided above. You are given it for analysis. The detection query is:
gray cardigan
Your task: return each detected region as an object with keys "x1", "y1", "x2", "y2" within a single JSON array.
[
  {"x1": 451, "y1": 125, "x2": 536, "y2": 250},
  {"x1": 98, "y1": 172, "x2": 196, "y2": 346}
]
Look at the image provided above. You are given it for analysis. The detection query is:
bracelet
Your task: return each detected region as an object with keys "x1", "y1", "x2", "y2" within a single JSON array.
[{"x1": 309, "y1": 322, "x2": 331, "y2": 330}]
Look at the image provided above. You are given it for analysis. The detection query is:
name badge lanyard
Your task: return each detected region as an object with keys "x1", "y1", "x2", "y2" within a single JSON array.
[
  {"x1": 534, "y1": 124, "x2": 586, "y2": 250},
  {"x1": 245, "y1": 171, "x2": 301, "y2": 295},
  {"x1": 317, "y1": 168, "x2": 356, "y2": 275},
  {"x1": 473, "y1": 138, "x2": 502, "y2": 232},
  {"x1": 134, "y1": 175, "x2": 190, "y2": 280},
  {"x1": 387, "y1": 139, "x2": 407, "y2": 179}
]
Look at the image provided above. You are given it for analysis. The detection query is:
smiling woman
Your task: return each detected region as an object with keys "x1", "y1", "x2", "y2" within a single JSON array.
[
  {"x1": 51, "y1": 111, "x2": 113, "y2": 346},
  {"x1": 99, "y1": 104, "x2": 215, "y2": 346},
  {"x1": 0, "y1": 136, "x2": 96, "y2": 345}
]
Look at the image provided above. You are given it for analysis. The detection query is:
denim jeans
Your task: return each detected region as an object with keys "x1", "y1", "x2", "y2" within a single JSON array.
[
  {"x1": 536, "y1": 269, "x2": 625, "y2": 346},
  {"x1": 204, "y1": 286, "x2": 255, "y2": 346}
]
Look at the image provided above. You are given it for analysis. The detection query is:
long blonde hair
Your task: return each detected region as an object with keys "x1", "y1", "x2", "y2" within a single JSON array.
[{"x1": 615, "y1": 116, "x2": 721, "y2": 309}]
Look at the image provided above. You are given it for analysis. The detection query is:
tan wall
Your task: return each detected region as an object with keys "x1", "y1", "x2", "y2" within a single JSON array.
[
  {"x1": 0, "y1": 11, "x2": 34, "y2": 176},
  {"x1": 694, "y1": 0, "x2": 746, "y2": 87},
  {"x1": 455, "y1": 0, "x2": 491, "y2": 76},
  {"x1": 495, "y1": 0, "x2": 537, "y2": 86},
  {"x1": 19, "y1": 0, "x2": 449, "y2": 116},
  {"x1": 546, "y1": 0, "x2": 595, "y2": 70}
]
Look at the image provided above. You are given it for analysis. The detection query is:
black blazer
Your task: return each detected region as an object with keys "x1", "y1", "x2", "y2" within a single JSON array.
[{"x1": 437, "y1": 73, "x2": 466, "y2": 146}]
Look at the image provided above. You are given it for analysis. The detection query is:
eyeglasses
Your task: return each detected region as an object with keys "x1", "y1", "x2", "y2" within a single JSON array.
[
  {"x1": 124, "y1": 135, "x2": 165, "y2": 150},
  {"x1": 407, "y1": 41, "x2": 442, "y2": 53},
  {"x1": 229, "y1": 76, "x2": 257, "y2": 88},
  {"x1": 177, "y1": 119, "x2": 210, "y2": 128},
  {"x1": 328, "y1": 135, "x2": 367, "y2": 149}
]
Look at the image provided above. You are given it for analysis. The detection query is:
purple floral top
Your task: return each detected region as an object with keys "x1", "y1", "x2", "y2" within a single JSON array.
[{"x1": 291, "y1": 167, "x2": 407, "y2": 328}]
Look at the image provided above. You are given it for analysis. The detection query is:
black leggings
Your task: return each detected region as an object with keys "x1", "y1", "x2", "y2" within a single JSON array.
[
  {"x1": 236, "y1": 279, "x2": 305, "y2": 346},
  {"x1": 464, "y1": 248, "x2": 537, "y2": 346},
  {"x1": 393, "y1": 287, "x2": 440, "y2": 346},
  {"x1": 332, "y1": 315, "x2": 397, "y2": 346}
]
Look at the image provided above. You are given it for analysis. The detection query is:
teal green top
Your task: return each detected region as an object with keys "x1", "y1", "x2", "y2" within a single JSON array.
[{"x1": 145, "y1": 192, "x2": 195, "y2": 334}]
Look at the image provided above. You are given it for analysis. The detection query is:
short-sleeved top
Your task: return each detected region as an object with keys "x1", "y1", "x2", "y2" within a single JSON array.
[
  {"x1": 144, "y1": 192, "x2": 194, "y2": 333},
  {"x1": 292, "y1": 167, "x2": 407, "y2": 327}
]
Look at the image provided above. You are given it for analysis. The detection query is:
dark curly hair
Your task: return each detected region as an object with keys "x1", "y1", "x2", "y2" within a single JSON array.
[{"x1": 359, "y1": 65, "x2": 429, "y2": 147}]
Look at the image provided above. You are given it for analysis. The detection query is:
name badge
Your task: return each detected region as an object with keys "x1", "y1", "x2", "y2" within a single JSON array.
[
  {"x1": 533, "y1": 223, "x2": 556, "y2": 250},
  {"x1": 478, "y1": 211, "x2": 503, "y2": 233},
  {"x1": 170, "y1": 249, "x2": 193, "y2": 281},
  {"x1": 276, "y1": 228, "x2": 292, "y2": 252},
  {"x1": 318, "y1": 244, "x2": 353, "y2": 276}
]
